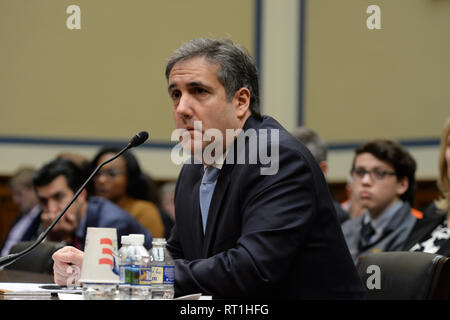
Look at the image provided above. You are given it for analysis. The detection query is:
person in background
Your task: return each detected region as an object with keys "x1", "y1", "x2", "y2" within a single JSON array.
[
  {"x1": 341, "y1": 139, "x2": 421, "y2": 263},
  {"x1": 147, "y1": 175, "x2": 175, "y2": 239},
  {"x1": 159, "y1": 181, "x2": 176, "y2": 239},
  {"x1": 161, "y1": 182, "x2": 176, "y2": 223},
  {"x1": 1, "y1": 167, "x2": 41, "y2": 256},
  {"x1": 34, "y1": 157, "x2": 152, "y2": 250},
  {"x1": 404, "y1": 117, "x2": 450, "y2": 255},
  {"x1": 291, "y1": 126, "x2": 349, "y2": 223},
  {"x1": 90, "y1": 147, "x2": 165, "y2": 238}
]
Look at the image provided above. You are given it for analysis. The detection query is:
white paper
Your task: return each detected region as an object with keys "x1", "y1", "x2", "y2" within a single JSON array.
[{"x1": 0, "y1": 282, "x2": 82, "y2": 296}]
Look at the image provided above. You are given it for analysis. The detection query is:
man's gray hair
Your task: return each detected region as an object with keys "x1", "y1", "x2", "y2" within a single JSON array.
[
  {"x1": 291, "y1": 127, "x2": 328, "y2": 163},
  {"x1": 165, "y1": 38, "x2": 261, "y2": 117}
]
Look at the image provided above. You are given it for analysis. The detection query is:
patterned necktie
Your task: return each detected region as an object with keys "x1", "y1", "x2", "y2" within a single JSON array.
[
  {"x1": 359, "y1": 220, "x2": 376, "y2": 249},
  {"x1": 199, "y1": 166, "x2": 220, "y2": 234}
]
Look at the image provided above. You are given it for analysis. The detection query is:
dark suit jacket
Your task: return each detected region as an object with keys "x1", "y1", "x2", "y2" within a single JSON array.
[
  {"x1": 167, "y1": 115, "x2": 366, "y2": 299},
  {"x1": 403, "y1": 202, "x2": 450, "y2": 256}
]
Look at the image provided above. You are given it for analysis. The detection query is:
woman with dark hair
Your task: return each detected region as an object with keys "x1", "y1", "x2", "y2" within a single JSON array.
[{"x1": 90, "y1": 146, "x2": 164, "y2": 238}]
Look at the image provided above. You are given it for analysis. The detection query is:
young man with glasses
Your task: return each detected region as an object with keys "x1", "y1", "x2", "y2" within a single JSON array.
[{"x1": 341, "y1": 139, "x2": 420, "y2": 263}]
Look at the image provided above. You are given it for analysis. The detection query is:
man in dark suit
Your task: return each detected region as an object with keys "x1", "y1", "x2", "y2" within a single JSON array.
[
  {"x1": 52, "y1": 38, "x2": 365, "y2": 299},
  {"x1": 165, "y1": 38, "x2": 365, "y2": 299}
]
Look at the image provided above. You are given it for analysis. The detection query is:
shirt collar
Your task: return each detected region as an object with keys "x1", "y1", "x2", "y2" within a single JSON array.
[{"x1": 363, "y1": 200, "x2": 404, "y2": 233}]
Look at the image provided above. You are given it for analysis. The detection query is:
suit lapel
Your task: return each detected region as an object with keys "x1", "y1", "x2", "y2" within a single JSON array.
[{"x1": 200, "y1": 115, "x2": 261, "y2": 256}]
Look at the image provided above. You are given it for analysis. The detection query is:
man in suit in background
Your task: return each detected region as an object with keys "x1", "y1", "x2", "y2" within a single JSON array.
[
  {"x1": 291, "y1": 126, "x2": 349, "y2": 224},
  {"x1": 1, "y1": 167, "x2": 41, "y2": 256},
  {"x1": 52, "y1": 38, "x2": 365, "y2": 299}
]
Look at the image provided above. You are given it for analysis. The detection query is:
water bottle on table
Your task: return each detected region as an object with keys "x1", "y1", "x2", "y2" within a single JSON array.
[
  {"x1": 150, "y1": 238, "x2": 175, "y2": 299},
  {"x1": 118, "y1": 234, "x2": 151, "y2": 300}
]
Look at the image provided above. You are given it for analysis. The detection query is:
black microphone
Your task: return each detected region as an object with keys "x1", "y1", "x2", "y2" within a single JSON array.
[
  {"x1": 129, "y1": 131, "x2": 149, "y2": 148},
  {"x1": 0, "y1": 131, "x2": 149, "y2": 269}
]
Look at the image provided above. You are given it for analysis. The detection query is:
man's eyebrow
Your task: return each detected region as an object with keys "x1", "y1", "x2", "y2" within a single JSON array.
[
  {"x1": 186, "y1": 81, "x2": 212, "y2": 89},
  {"x1": 168, "y1": 81, "x2": 213, "y2": 92},
  {"x1": 38, "y1": 191, "x2": 63, "y2": 202},
  {"x1": 168, "y1": 83, "x2": 177, "y2": 92}
]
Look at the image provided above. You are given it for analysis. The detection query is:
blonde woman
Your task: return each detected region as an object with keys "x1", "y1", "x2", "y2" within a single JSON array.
[{"x1": 404, "y1": 117, "x2": 450, "y2": 255}]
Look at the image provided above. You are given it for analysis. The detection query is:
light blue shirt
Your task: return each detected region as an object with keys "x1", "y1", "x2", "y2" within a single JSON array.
[{"x1": 362, "y1": 200, "x2": 404, "y2": 244}]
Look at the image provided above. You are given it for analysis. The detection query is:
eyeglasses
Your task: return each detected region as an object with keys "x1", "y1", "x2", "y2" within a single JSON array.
[
  {"x1": 95, "y1": 168, "x2": 125, "y2": 179},
  {"x1": 351, "y1": 167, "x2": 396, "y2": 182}
]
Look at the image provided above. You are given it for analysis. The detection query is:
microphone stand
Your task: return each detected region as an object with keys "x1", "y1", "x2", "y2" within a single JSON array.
[{"x1": 0, "y1": 131, "x2": 148, "y2": 269}]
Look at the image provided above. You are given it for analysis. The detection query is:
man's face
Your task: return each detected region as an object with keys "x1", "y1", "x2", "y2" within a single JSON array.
[
  {"x1": 35, "y1": 175, "x2": 85, "y2": 241},
  {"x1": 168, "y1": 57, "x2": 250, "y2": 159},
  {"x1": 11, "y1": 185, "x2": 39, "y2": 214},
  {"x1": 351, "y1": 152, "x2": 408, "y2": 218}
]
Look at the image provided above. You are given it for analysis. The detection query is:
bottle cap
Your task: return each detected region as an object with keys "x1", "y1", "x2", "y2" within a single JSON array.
[
  {"x1": 121, "y1": 235, "x2": 131, "y2": 245},
  {"x1": 152, "y1": 237, "x2": 167, "y2": 245},
  {"x1": 129, "y1": 234, "x2": 145, "y2": 245}
]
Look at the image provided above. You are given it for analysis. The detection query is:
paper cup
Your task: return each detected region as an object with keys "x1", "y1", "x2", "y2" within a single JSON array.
[{"x1": 79, "y1": 227, "x2": 120, "y2": 284}]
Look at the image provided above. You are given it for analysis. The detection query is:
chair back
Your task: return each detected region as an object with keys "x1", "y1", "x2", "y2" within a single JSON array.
[
  {"x1": 5, "y1": 241, "x2": 65, "y2": 274},
  {"x1": 357, "y1": 251, "x2": 450, "y2": 300}
]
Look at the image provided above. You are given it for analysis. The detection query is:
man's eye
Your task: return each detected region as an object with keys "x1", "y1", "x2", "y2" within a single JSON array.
[
  {"x1": 171, "y1": 91, "x2": 181, "y2": 100},
  {"x1": 54, "y1": 193, "x2": 65, "y2": 202},
  {"x1": 195, "y1": 87, "x2": 207, "y2": 95},
  {"x1": 372, "y1": 170, "x2": 385, "y2": 179}
]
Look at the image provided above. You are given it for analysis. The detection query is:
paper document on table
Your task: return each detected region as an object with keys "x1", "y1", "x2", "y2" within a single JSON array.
[{"x1": 0, "y1": 283, "x2": 82, "y2": 296}]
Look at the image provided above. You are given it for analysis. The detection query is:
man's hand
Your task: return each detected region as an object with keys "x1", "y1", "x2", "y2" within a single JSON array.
[{"x1": 52, "y1": 246, "x2": 84, "y2": 286}]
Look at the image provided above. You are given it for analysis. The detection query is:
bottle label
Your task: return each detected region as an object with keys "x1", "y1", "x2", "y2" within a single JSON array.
[
  {"x1": 120, "y1": 265, "x2": 151, "y2": 286},
  {"x1": 152, "y1": 265, "x2": 175, "y2": 285},
  {"x1": 139, "y1": 267, "x2": 152, "y2": 285}
]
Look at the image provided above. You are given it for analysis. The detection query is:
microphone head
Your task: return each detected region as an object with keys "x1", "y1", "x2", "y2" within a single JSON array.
[{"x1": 129, "y1": 131, "x2": 149, "y2": 148}]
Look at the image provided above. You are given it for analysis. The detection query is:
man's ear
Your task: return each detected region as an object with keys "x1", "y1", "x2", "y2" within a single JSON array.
[
  {"x1": 234, "y1": 87, "x2": 251, "y2": 119},
  {"x1": 396, "y1": 176, "x2": 409, "y2": 197},
  {"x1": 319, "y1": 161, "x2": 328, "y2": 176}
]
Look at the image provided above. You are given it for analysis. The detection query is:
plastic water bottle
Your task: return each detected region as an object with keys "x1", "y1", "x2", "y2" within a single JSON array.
[
  {"x1": 150, "y1": 238, "x2": 175, "y2": 299},
  {"x1": 118, "y1": 234, "x2": 152, "y2": 300},
  {"x1": 118, "y1": 235, "x2": 131, "y2": 299}
]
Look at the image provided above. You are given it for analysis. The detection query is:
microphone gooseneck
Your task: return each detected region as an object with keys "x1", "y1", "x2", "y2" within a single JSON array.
[{"x1": 0, "y1": 131, "x2": 149, "y2": 269}]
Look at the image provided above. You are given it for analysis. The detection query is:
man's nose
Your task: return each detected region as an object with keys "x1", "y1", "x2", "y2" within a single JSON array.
[
  {"x1": 47, "y1": 199, "x2": 61, "y2": 215},
  {"x1": 175, "y1": 94, "x2": 194, "y2": 119}
]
